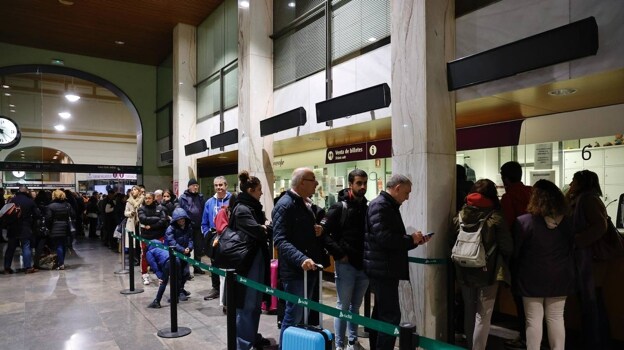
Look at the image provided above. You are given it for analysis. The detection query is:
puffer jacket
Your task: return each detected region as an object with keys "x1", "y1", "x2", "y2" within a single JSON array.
[
  {"x1": 178, "y1": 190, "x2": 205, "y2": 228},
  {"x1": 165, "y1": 208, "x2": 194, "y2": 254},
  {"x1": 272, "y1": 190, "x2": 325, "y2": 281},
  {"x1": 6, "y1": 192, "x2": 40, "y2": 239},
  {"x1": 321, "y1": 188, "x2": 368, "y2": 270},
  {"x1": 451, "y1": 204, "x2": 513, "y2": 288},
  {"x1": 46, "y1": 200, "x2": 75, "y2": 238},
  {"x1": 146, "y1": 243, "x2": 170, "y2": 280},
  {"x1": 364, "y1": 191, "x2": 417, "y2": 280},
  {"x1": 137, "y1": 202, "x2": 168, "y2": 240}
]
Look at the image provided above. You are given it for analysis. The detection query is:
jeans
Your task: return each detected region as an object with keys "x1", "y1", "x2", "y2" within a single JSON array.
[
  {"x1": 4, "y1": 237, "x2": 32, "y2": 269},
  {"x1": 52, "y1": 236, "x2": 66, "y2": 266},
  {"x1": 156, "y1": 262, "x2": 171, "y2": 302},
  {"x1": 334, "y1": 261, "x2": 369, "y2": 347},
  {"x1": 368, "y1": 278, "x2": 400, "y2": 350},
  {"x1": 237, "y1": 250, "x2": 265, "y2": 350},
  {"x1": 461, "y1": 283, "x2": 499, "y2": 350},
  {"x1": 279, "y1": 272, "x2": 318, "y2": 350},
  {"x1": 523, "y1": 296, "x2": 566, "y2": 350}
]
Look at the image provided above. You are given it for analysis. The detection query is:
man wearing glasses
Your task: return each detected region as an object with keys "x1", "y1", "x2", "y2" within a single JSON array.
[{"x1": 272, "y1": 167, "x2": 325, "y2": 349}]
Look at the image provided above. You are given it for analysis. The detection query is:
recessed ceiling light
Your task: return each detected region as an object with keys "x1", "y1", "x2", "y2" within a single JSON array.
[
  {"x1": 59, "y1": 112, "x2": 71, "y2": 119},
  {"x1": 54, "y1": 124, "x2": 66, "y2": 131},
  {"x1": 288, "y1": 1, "x2": 295, "y2": 7},
  {"x1": 55, "y1": 151, "x2": 61, "y2": 154},
  {"x1": 548, "y1": 88, "x2": 577, "y2": 96},
  {"x1": 10, "y1": 109, "x2": 15, "y2": 113},
  {"x1": 58, "y1": 0, "x2": 74, "y2": 5},
  {"x1": 217, "y1": 156, "x2": 228, "y2": 159},
  {"x1": 65, "y1": 93, "x2": 80, "y2": 102},
  {"x1": 4, "y1": 93, "x2": 10, "y2": 96},
  {"x1": 9, "y1": 104, "x2": 15, "y2": 107},
  {"x1": 1, "y1": 84, "x2": 9, "y2": 89},
  {"x1": 53, "y1": 156, "x2": 58, "y2": 160},
  {"x1": 114, "y1": 40, "x2": 125, "y2": 45},
  {"x1": 239, "y1": 1, "x2": 250, "y2": 8},
  {"x1": 368, "y1": 37, "x2": 377, "y2": 42}
]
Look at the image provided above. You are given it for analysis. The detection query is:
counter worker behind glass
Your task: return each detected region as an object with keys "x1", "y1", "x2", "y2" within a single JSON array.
[
  {"x1": 201, "y1": 176, "x2": 232, "y2": 301},
  {"x1": 364, "y1": 174, "x2": 431, "y2": 350},
  {"x1": 320, "y1": 169, "x2": 370, "y2": 350},
  {"x1": 273, "y1": 167, "x2": 325, "y2": 349}
]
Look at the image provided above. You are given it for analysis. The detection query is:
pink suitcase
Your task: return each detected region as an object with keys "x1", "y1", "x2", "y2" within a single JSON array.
[{"x1": 262, "y1": 259, "x2": 279, "y2": 314}]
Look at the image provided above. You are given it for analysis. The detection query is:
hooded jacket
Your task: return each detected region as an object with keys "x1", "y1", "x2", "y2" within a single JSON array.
[
  {"x1": 165, "y1": 208, "x2": 194, "y2": 254},
  {"x1": 202, "y1": 191, "x2": 232, "y2": 234},
  {"x1": 146, "y1": 243, "x2": 170, "y2": 280},
  {"x1": 178, "y1": 190, "x2": 205, "y2": 228},
  {"x1": 321, "y1": 188, "x2": 368, "y2": 270},
  {"x1": 514, "y1": 213, "x2": 575, "y2": 297}
]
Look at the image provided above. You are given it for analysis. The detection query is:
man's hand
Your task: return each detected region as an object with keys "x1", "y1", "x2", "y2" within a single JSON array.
[
  {"x1": 158, "y1": 279, "x2": 164, "y2": 285},
  {"x1": 301, "y1": 259, "x2": 317, "y2": 271},
  {"x1": 184, "y1": 248, "x2": 190, "y2": 255},
  {"x1": 412, "y1": 231, "x2": 431, "y2": 245}
]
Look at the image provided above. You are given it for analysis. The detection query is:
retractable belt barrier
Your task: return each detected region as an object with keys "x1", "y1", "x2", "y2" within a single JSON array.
[{"x1": 131, "y1": 234, "x2": 463, "y2": 350}]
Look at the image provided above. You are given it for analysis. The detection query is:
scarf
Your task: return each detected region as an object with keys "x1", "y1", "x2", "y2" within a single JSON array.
[{"x1": 235, "y1": 191, "x2": 266, "y2": 223}]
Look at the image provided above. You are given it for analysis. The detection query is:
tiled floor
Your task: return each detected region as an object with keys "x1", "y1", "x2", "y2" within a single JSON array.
[{"x1": 2, "y1": 236, "x2": 613, "y2": 350}]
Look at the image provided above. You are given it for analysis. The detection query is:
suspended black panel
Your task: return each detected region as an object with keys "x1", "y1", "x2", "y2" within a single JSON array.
[
  {"x1": 260, "y1": 107, "x2": 307, "y2": 136},
  {"x1": 316, "y1": 83, "x2": 391, "y2": 123},
  {"x1": 211, "y1": 129, "x2": 238, "y2": 148},
  {"x1": 184, "y1": 139, "x2": 208, "y2": 156}
]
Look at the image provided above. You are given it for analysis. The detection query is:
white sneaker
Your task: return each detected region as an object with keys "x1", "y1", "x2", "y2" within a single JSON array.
[
  {"x1": 336, "y1": 347, "x2": 343, "y2": 350},
  {"x1": 142, "y1": 273, "x2": 150, "y2": 285},
  {"x1": 346, "y1": 341, "x2": 361, "y2": 350}
]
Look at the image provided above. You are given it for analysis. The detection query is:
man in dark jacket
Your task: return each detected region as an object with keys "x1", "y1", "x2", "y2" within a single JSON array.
[
  {"x1": 178, "y1": 178, "x2": 205, "y2": 275},
  {"x1": 273, "y1": 167, "x2": 324, "y2": 348},
  {"x1": 364, "y1": 174, "x2": 431, "y2": 350},
  {"x1": 321, "y1": 169, "x2": 369, "y2": 350},
  {"x1": 3, "y1": 185, "x2": 41, "y2": 274}
]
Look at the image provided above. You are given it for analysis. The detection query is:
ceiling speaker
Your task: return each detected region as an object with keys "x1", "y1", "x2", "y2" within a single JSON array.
[
  {"x1": 261, "y1": 107, "x2": 307, "y2": 136},
  {"x1": 211, "y1": 129, "x2": 238, "y2": 149},
  {"x1": 316, "y1": 83, "x2": 391, "y2": 123}
]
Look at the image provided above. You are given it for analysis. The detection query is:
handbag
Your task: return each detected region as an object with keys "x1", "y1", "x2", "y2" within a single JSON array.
[
  {"x1": 591, "y1": 216, "x2": 624, "y2": 261},
  {"x1": 66, "y1": 204, "x2": 77, "y2": 234},
  {"x1": 213, "y1": 226, "x2": 251, "y2": 269},
  {"x1": 204, "y1": 228, "x2": 218, "y2": 260}
]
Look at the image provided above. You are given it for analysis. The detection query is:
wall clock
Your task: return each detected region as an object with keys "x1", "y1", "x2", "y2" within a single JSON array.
[{"x1": 0, "y1": 115, "x2": 21, "y2": 149}]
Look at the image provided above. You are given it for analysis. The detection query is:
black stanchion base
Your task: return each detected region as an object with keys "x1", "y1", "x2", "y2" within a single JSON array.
[
  {"x1": 157, "y1": 327, "x2": 192, "y2": 338},
  {"x1": 120, "y1": 288, "x2": 144, "y2": 295},
  {"x1": 114, "y1": 269, "x2": 129, "y2": 275}
]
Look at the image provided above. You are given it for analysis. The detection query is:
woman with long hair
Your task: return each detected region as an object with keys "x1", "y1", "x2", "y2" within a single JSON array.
[
  {"x1": 232, "y1": 171, "x2": 270, "y2": 350},
  {"x1": 46, "y1": 189, "x2": 76, "y2": 270},
  {"x1": 514, "y1": 180, "x2": 574, "y2": 350},
  {"x1": 566, "y1": 170, "x2": 611, "y2": 349},
  {"x1": 452, "y1": 179, "x2": 513, "y2": 350}
]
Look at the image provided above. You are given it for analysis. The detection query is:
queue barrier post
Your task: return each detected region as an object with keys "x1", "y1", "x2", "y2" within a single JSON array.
[
  {"x1": 114, "y1": 227, "x2": 129, "y2": 275},
  {"x1": 120, "y1": 231, "x2": 143, "y2": 295},
  {"x1": 399, "y1": 323, "x2": 419, "y2": 350},
  {"x1": 157, "y1": 245, "x2": 191, "y2": 338},
  {"x1": 225, "y1": 269, "x2": 237, "y2": 350}
]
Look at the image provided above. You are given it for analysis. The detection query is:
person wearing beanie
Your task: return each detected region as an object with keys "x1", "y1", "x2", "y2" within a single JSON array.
[{"x1": 178, "y1": 178, "x2": 206, "y2": 276}]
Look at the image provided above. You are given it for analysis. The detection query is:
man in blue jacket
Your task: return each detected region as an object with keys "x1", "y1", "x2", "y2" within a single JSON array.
[
  {"x1": 273, "y1": 167, "x2": 325, "y2": 349},
  {"x1": 364, "y1": 174, "x2": 431, "y2": 350}
]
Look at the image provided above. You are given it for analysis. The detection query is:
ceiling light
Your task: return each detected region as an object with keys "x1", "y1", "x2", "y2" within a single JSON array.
[
  {"x1": 59, "y1": 112, "x2": 71, "y2": 119},
  {"x1": 54, "y1": 124, "x2": 66, "y2": 131},
  {"x1": 10, "y1": 109, "x2": 16, "y2": 113},
  {"x1": 65, "y1": 93, "x2": 80, "y2": 102},
  {"x1": 368, "y1": 37, "x2": 377, "y2": 42},
  {"x1": 239, "y1": 1, "x2": 250, "y2": 8},
  {"x1": 56, "y1": 151, "x2": 61, "y2": 154},
  {"x1": 288, "y1": 1, "x2": 295, "y2": 7},
  {"x1": 548, "y1": 88, "x2": 577, "y2": 96},
  {"x1": 58, "y1": 0, "x2": 74, "y2": 5},
  {"x1": 114, "y1": 40, "x2": 125, "y2": 45},
  {"x1": 53, "y1": 156, "x2": 58, "y2": 160},
  {"x1": 217, "y1": 156, "x2": 228, "y2": 159},
  {"x1": 51, "y1": 59, "x2": 65, "y2": 65},
  {"x1": 9, "y1": 104, "x2": 15, "y2": 107},
  {"x1": 2, "y1": 84, "x2": 9, "y2": 89},
  {"x1": 4, "y1": 93, "x2": 10, "y2": 96}
]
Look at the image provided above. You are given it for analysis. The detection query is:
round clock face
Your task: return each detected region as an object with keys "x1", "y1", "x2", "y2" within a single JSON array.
[{"x1": 0, "y1": 115, "x2": 21, "y2": 149}]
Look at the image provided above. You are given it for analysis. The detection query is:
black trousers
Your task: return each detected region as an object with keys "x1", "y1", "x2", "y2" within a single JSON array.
[{"x1": 368, "y1": 278, "x2": 400, "y2": 350}]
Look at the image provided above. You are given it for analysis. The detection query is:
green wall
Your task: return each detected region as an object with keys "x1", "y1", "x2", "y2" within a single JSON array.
[{"x1": 0, "y1": 42, "x2": 171, "y2": 179}]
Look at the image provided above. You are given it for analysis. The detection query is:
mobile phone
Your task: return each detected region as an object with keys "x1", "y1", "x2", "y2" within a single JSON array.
[{"x1": 424, "y1": 232, "x2": 435, "y2": 238}]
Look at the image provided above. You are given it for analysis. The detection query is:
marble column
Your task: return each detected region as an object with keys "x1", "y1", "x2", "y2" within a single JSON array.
[
  {"x1": 172, "y1": 23, "x2": 197, "y2": 196},
  {"x1": 238, "y1": 0, "x2": 275, "y2": 213},
  {"x1": 391, "y1": 0, "x2": 456, "y2": 340}
]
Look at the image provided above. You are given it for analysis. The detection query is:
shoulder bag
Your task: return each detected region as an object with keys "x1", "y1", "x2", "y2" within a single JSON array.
[
  {"x1": 591, "y1": 216, "x2": 624, "y2": 261},
  {"x1": 66, "y1": 204, "x2": 77, "y2": 234}
]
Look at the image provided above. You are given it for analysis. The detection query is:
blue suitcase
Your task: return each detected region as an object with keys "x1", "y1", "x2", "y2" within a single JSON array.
[{"x1": 282, "y1": 266, "x2": 333, "y2": 350}]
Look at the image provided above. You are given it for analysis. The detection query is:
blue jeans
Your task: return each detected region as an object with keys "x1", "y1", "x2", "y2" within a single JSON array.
[
  {"x1": 334, "y1": 261, "x2": 369, "y2": 347},
  {"x1": 156, "y1": 263, "x2": 170, "y2": 303},
  {"x1": 4, "y1": 237, "x2": 32, "y2": 269},
  {"x1": 279, "y1": 272, "x2": 318, "y2": 350},
  {"x1": 52, "y1": 237, "x2": 66, "y2": 266},
  {"x1": 236, "y1": 250, "x2": 265, "y2": 350}
]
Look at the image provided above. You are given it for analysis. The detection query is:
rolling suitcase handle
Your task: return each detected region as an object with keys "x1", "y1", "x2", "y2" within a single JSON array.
[{"x1": 303, "y1": 264, "x2": 324, "y2": 326}]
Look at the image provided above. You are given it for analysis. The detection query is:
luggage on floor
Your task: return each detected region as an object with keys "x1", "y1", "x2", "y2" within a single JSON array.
[
  {"x1": 281, "y1": 265, "x2": 332, "y2": 350},
  {"x1": 262, "y1": 259, "x2": 279, "y2": 314}
]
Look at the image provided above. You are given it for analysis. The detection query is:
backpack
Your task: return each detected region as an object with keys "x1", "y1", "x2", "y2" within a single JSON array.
[
  {"x1": 0, "y1": 200, "x2": 22, "y2": 226},
  {"x1": 451, "y1": 211, "x2": 496, "y2": 268}
]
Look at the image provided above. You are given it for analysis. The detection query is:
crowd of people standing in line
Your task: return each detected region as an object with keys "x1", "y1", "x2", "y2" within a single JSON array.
[{"x1": 1, "y1": 161, "x2": 619, "y2": 350}]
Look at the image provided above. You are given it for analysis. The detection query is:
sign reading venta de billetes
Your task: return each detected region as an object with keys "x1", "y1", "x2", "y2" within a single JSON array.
[{"x1": 326, "y1": 139, "x2": 391, "y2": 164}]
